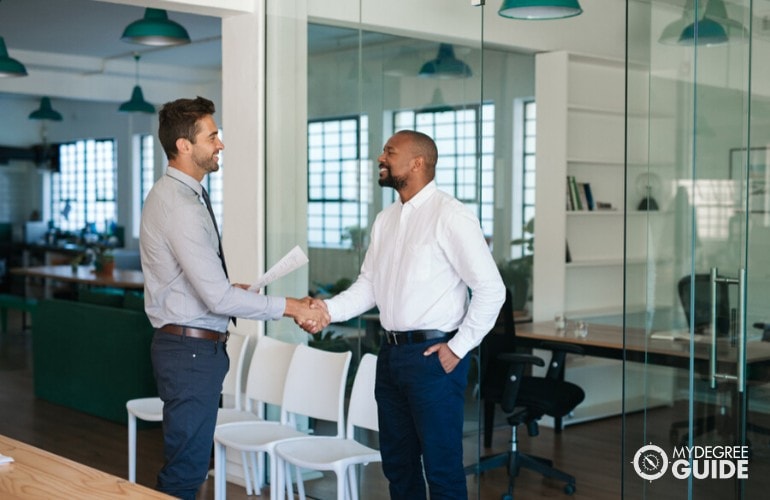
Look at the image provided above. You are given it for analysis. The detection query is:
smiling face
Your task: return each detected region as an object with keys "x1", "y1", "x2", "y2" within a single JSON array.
[
  {"x1": 188, "y1": 115, "x2": 224, "y2": 179},
  {"x1": 377, "y1": 132, "x2": 415, "y2": 192}
]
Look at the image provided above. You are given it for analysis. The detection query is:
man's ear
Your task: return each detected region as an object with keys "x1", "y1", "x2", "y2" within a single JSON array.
[
  {"x1": 411, "y1": 155, "x2": 425, "y2": 172},
  {"x1": 175, "y1": 137, "x2": 191, "y2": 155}
]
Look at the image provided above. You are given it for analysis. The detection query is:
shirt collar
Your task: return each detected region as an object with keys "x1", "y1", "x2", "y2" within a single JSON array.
[
  {"x1": 401, "y1": 180, "x2": 437, "y2": 210},
  {"x1": 166, "y1": 166, "x2": 203, "y2": 196}
]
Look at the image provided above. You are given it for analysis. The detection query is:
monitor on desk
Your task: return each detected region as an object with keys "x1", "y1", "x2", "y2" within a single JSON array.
[{"x1": 24, "y1": 221, "x2": 48, "y2": 245}]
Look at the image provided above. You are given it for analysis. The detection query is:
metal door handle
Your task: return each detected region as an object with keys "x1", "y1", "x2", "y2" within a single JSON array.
[{"x1": 709, "y1": 267, "x2": 745, "y2": 392}]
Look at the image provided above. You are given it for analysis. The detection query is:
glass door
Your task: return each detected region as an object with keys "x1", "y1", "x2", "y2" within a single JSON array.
[{"x1": 625, "y1": 0, "x2": 770, "y2": 497}]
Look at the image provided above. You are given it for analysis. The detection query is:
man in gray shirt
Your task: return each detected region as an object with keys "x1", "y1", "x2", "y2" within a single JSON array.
[{"x1": 140, "y1": 96, "x2": 326, "y2": 499}]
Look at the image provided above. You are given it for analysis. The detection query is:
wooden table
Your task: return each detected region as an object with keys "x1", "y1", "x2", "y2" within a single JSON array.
[
  {"x1": 11, "y1": 265, "x2": 144, "y2": 299},
  {"x1": 0, "y1": 434, "x2": 170, "y2": 499},
  {"x1": 515, "y1": 321, "x2": 770, "y2": 369}
]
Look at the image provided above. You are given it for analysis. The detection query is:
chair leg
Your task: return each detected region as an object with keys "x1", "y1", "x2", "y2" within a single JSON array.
[
  {"x1": 335, "y1": 469, "x2": 347, "y2": 500},
  {"x1": 127, "y1": 412, "x2": 137, "y2": 483},
  {"x1": 295, "y1": 462, "x2": 307, "y2": 500},
  {"x1": 214, "y1": 442, "x2": 227, "y2": 500},
  {"x1": 347, "y1": 465, "x2": 360, "y2": 500},
  {"x1": 241, "y1": 451, "x2": 253, "y2": 495},
  {"x1": 484, "y1": 399, "x2": 496, "y2": 447}
]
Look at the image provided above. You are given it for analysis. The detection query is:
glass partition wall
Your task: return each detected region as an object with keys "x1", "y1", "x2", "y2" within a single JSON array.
[
  {"x1": 263, "y1": 1, "x2": 535, "y2": 497},
  {"x1": 625, "y1": 0, "x2": 770, "y2": 497}
]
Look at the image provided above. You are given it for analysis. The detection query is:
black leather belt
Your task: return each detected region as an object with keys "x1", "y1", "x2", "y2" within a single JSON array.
[
  {"x1": 159, "y1": 324, "x2": 229, "y2": 343},
  {"x1": 383, "y1": 329, "x2": 457, "y2": 345}
]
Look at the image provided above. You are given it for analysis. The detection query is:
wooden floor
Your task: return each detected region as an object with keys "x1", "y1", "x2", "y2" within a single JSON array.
[{"x1": 2, "y1": 309, "x2": 770, "y2": 499}]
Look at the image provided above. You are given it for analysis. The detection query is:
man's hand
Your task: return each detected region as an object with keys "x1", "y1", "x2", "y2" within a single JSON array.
[
  {"x1": 423, "y1": 343, "x2": 461, "y2": 373},
  {"x1": 284, "y1": 297, "x2": 330, "y2": 334}
]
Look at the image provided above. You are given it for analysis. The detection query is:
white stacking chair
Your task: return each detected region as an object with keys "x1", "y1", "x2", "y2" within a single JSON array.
[
  {"x1": 214, "y1": 344, "x2": 352, "y2": 500},
  {"x1": 275, "y1": 353, "x2": 380, "y2": 500},
  {"x1": 126, "y1": 331, "x2": 250, "y2": 483},
  {"x1": 216, "y1": 335, "x2": 298, "y2": 495}
]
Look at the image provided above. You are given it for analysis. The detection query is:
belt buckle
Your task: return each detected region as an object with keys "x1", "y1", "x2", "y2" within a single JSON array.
[{"x1": 386, "y1": 331, "x2": 397, "y2": 345}]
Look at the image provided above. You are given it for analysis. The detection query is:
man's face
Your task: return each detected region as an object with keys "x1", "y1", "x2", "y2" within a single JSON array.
[
  {"x1": 377, "y1": 133, "x2": 413, "y2": 191},
  {"x1": 190, "y1": 115, "x2": 224, "y2": 176}
]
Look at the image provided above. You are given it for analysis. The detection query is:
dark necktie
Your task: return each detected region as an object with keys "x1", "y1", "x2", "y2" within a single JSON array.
[{"x1": 201, "y1": 187, "x2": 236, "y2": 326}]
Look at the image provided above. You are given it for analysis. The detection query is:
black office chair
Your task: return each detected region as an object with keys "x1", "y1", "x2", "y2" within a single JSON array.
[
  {"x1": 479, "y1": 287, "x2": 517, "y2": 448},
  {"x1": 492, "y1": 345, "x2": 585, "y2": 498},
  {"x1": 669, "y1": 274, "x2": 731, "y2": 445},
  {"x1": 472, "y1": 291, "x2": 585, "y2": 498}
]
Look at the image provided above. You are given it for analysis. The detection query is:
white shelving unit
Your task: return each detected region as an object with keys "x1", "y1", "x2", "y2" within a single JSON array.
[{"x1": 531, "y1": 51, "x2": 674, "y2": 426}]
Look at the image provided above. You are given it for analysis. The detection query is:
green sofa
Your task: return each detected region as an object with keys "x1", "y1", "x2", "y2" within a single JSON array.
[{"x1": 32, "y1": 297, "x2": 157, "y2": 424}]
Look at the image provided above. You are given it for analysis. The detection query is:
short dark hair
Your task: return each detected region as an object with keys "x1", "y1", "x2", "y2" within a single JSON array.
[
  {"x1": 158, "y1": 96, "x2": 216, "y2": 160},
  {"x1": 395, "y1": 130, "x2": 438, "y2": 170}
]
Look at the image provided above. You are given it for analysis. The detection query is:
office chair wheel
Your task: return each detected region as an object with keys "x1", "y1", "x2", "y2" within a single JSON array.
[{"x1": 564, "y1": 483, "x2": 576, "y2": 495}]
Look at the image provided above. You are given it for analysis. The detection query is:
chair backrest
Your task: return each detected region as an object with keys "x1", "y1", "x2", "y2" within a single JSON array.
[
  {"x1": 221, "y1": 332, "x2": 250, "y2": 410},
  {"x1": 243, "y1": 335, "x2": 298, "y2": 416},
  {"x1": 678, "y1": 274, "x2": 731, "y2": 335},
  {"x1": 346, "y1": 353, "x2": 379, "y2": 438},
  {"x1": 480, "y1": 287, "x2": 517, "y2": 401},
  {"x1": 280, "y1": 344, "x2": 352, "y2": 438}
]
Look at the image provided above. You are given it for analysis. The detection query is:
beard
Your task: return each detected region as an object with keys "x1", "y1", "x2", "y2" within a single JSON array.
[
  {"x1": 378, "y1": 168, "x2": 407, "y2": 191},
  {"x1": 193, "y1": 151, "x2": 220, "y2": 175}
]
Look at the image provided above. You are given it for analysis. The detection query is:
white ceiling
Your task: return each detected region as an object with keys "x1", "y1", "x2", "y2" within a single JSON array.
[{"x1": 0, "y1": 0, "x2": 222, "y2": 70}]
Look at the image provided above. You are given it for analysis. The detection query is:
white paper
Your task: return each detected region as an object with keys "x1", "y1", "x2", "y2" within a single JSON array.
[
  {"x1": 248, "y1": 245, "x2": 309, "y2": 292},
  {"x1": 0, "y1": 453, "x2": 14, "y2": 465}
]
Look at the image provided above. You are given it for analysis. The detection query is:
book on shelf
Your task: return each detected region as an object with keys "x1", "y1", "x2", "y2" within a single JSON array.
[
  {"x1": 566, "y1": 176, "x2": 596, "y2": 211},
  {"x1": 567, "y1": 175, "x2": 582, "y2": 210},
  {"x1": 583, "y1": 183, "x2": 595, "y2": 211},
  {"x1": 577, "y1": 182, "x2": 590, "y2": 211}
]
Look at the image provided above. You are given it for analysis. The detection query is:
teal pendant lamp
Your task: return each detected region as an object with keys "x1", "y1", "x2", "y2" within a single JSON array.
[
  {"x1": 419, "y1": 88, "x2": 453, "y2": 113},
  {"x1": 121, "y1": 8, "x2": 190, "y2": 46},
  {"x1": 498, "y1": 0, "x2": 583, "y2": 20},
  {"x1": 678, "y1": 0, "x2": 743, "y2": 46},
  {"x1": 659, "y1": 0, "x2": 694, "y2": 45},
  {"x1": 29, "y1": 97, "x2": 63, "y2": 121},
  {"x1": 119, "y1": 54, "x2": 155, "y2": 114},
  {"x1": 419, "y1": 44, "x2": 472, "y2": 79},
  {"x1": 0, "y1": 36, "x2": 27, "y2": 77}
]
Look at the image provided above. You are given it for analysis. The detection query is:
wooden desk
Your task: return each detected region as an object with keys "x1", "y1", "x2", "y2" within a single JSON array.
[
  {"x1": 11, "y1": 265, "x2": 144, "y2": 299},
  {"x1": 0, "y1": 434, "x2": 170, "y2": 499},
  {"x1": 513, "y1": 322, "x2": 770, "y2": 428},
  {"x1": 515, "y1": 321, "x2": 770, "y2": 369}
]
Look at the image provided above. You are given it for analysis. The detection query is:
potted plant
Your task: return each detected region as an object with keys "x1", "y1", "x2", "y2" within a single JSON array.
[
  {"x1": 498, "y1": 218, "x2": 534, "y2": 312},
  {"x1": 341, "y1": 225, "x2": 368, "y2": 252},
  {"x1": 93, "y1": 247, "x2": 115, "y2": 276}
]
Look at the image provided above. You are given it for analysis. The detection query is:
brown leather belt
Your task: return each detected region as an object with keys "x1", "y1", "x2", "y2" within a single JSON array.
[{"x1": 158, "y1": 324, "x2": 229, "y2": 343}]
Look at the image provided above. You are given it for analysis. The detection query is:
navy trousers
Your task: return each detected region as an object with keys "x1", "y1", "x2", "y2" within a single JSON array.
[
  {"x1": 375, "y1": 338, "x2": 470, "y2": 499},
  {"x1": 151, "y1": 330, "x2": 229, "y2": 500}
]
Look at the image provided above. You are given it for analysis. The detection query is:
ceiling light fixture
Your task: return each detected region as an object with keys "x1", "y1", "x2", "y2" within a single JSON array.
[
  {"x1": 418, "y1": 88, "x2": 454, "y2": 113},
  {"x1": 29, "y1": 97, "x2": 63, "y2": 121},
  {"x1": 418, "y1": 44, "x2": 472, "y2": 79},
  {"x1": 0, "y1": 36, "x2": 27, "y2": 77},
  {"x1": 119, "y1": 54, "x2": 155, "y2": 114},
  {"x1": 678, "y1": 0, "x2": 743, "y2": 46},
  {"x1": 121, "y1": 8, "x2": 191, "y2": 47},
  {"x1": 498, "y1": 0, "x2": 583, "y2": 20}
]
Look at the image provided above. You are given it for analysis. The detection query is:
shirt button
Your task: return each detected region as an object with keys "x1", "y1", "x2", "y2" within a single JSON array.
[{"x1": 192, "y1": 354, "x2": 197, "y2": 358}]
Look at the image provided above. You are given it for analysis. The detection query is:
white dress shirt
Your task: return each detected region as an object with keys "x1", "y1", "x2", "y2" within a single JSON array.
[
  {"x1": 140, "y1": 167, "x2": 285, "y2": 332},
  {"x1": 325, "y1": 181, "x2": 505, "y2": 358}
]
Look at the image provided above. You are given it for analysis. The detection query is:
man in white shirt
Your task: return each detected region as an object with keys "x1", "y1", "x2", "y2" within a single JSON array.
[{"x1": 315, "y1": 130, "x2": 505, "y2": 499}]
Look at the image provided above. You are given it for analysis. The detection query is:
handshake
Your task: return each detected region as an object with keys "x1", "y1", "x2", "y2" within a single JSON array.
[{"x1": 285, "y1": 297, "x2": 330, "y2": 334}]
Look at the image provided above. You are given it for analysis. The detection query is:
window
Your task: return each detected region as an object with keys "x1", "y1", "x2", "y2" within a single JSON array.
[
  {"x1": 307, "y1": 116, "x2": 370, "y2": 248},
  {"x1": 139, "y1": 134, "x2": 155, "y2": 207},
  {"x1": 517, "y1": 100, "x2": 536, "y2": 260},
  {"x1": 393, "y1": 103, "x2": 495, "y2": 236},
  {"x1": 51, "y1": 139, "x2": 117, "y2": 234}
]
